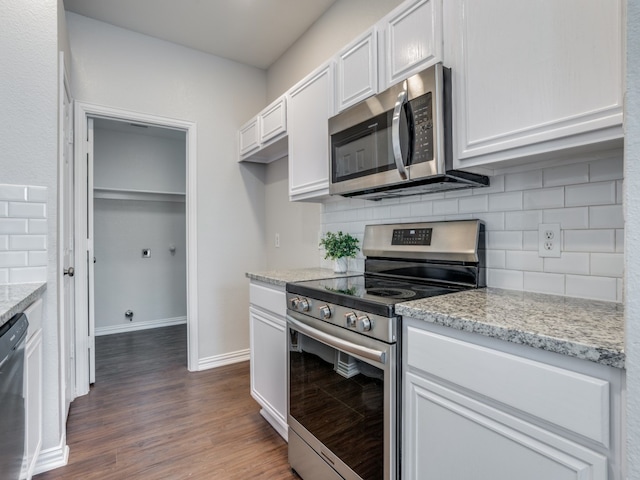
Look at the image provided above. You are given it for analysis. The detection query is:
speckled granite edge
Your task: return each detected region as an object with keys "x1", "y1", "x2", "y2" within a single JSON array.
[
  {"x1": 246, "y1": 268, "x2": 352, "y2": 287},
  {"x1": 396, "y1": 287, "x2": 625, "y2": 369},
  {"x1": 0, "y1": 283, "x2": 47, "y2": 327}
]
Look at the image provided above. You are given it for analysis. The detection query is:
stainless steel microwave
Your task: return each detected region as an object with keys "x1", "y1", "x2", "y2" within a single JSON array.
[{"x1": 329, "y1": 63, "x2": 488, "y2": 200}]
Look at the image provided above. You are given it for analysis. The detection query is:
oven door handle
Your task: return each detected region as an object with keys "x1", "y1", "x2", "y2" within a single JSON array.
[{"x1": 287, "y1": 315, "x2": 387, "y2": 365}]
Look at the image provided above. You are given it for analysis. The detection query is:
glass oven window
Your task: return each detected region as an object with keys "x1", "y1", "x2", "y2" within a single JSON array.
[{"x1": 289, "y1": 330, "x2": 384, "y2": 480}]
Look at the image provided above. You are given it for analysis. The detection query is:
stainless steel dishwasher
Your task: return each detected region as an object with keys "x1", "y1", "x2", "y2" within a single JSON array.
[{"x1": 0, "y1": 313, "x2": 29, "y2": 480}]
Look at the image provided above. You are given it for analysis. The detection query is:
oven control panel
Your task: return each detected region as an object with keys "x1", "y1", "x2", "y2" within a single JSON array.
[
  {"x1": 286, "y1": 293, "x2": 397, "y2": 344},
  {"x1": 391, "y1": 228, "x2": 432, "y2": 246}
]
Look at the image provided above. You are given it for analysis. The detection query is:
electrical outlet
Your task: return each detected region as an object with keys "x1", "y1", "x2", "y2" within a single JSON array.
[
  {"x1": 275, "y1": 233, "x2": 280, "y2": 248},
  {"x1": 538, "y1": 224, "x2": 561, "y2": 258}
]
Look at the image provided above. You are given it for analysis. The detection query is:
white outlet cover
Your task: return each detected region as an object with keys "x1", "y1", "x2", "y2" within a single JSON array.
[{"x1": 538, "y1": 224, "x2": 561, "y2": 258}]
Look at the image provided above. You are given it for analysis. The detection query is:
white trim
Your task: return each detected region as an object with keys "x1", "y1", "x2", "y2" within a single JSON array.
[
  {"x1": 73, "y1": 101, "x2": 199, "y2": 396},
  {"x1": 95, "y1": 316, "x2": 187, "y2": 336},
  {"x1": 33, "y1": 437, "x2": 69, "y2": 476},
  {"x1": 198, "y1": 349, "x2": 250, "y2": 371}
]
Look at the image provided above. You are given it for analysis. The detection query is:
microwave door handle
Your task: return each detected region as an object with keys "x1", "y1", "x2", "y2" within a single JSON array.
[{"x1": 392, "y1": 84, "x2": 409, "y2": 180}]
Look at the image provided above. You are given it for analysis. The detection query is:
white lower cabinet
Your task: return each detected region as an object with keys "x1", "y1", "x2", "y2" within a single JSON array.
[
  {"x1": 23, "y1": 298, "x2": 43, "y2": 480},
  {"x1": 403, "y1": 318, "x2": 624, "y2": 480},
  {"x1": 249, "y1": 281, "x2": 287, "y2": 440}
]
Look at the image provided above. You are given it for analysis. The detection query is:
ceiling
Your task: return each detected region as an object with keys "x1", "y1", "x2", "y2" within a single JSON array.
[{"x1": 63, "y1": 0, "x2": 338, "y2": 70}]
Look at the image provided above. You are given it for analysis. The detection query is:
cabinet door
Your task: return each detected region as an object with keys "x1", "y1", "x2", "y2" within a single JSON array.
[
  {"x1": 249, "y1": 307, "x2": 287, "y2": 439},
  {"x1": 24, "y1": 329, "x2": 43, "y2": 480},
  {"x1": 404, "y1": 371, "x2": 607, "y2": 480},
  {"x1": 335, "y1": 28, "x2": 378, "y2": 113},
  {"x1": 288, "y1": 62, "x2": 333, "y2": 201},
  {"x1": 260, "y1": 96, "x2": 287, "y2": 144},
  {"x1": 238, "y1": 117, "x2": 260, "y2": 157},
  {"x1": 451, "y1": 0, "x2": 623, "y2": 168},
  {"x1": 380, "y1": 0, "x2": 443, "y2": 90}
]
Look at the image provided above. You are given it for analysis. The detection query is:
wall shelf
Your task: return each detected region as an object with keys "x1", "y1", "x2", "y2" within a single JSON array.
[{"x1": 93, "y1": 187, "x2": 186, "y2": 203}]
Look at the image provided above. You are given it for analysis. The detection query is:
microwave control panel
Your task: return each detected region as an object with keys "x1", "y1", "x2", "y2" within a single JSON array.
[{"x1": 410, "y1": 92, "x2": 433, "y2": 164}]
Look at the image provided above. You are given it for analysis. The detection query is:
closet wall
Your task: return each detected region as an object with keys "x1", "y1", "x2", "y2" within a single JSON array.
[{"x1": 93, "y1": 120, "x2": 187, "y2": 335}]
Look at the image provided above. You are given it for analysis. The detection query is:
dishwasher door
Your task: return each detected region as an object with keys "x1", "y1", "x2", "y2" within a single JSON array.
[{"x1": 0, "y1": 313, "x2": 29, "y2": 480}]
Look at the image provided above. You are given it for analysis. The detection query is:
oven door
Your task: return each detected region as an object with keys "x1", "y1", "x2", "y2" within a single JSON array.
[{"x1": 287, "y1": 311, "x2": 397, "y2": 480}]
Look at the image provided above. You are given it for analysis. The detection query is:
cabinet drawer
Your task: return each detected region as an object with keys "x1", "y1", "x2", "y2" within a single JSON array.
[
  {"x1": 250, "y1": 282, "x2": 286, "y2": 317},
  {"x1": 406, "y1": 326, "x2": 610, "y2": 446}
]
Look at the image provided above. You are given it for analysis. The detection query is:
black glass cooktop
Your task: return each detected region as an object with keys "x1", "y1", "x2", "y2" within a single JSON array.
[{"x1": 287, "y1": 275, "x2": 463, "y2": 317}]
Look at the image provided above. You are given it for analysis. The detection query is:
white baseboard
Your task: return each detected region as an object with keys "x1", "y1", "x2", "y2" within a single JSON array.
[
  {"x1": 198, "y1": 348, "x2": 250, "y2": 371},
  {"x1": 95, "y1": 316, "x2": 187, "y2": 336},
  {"x1": 33, "y1": 437, "x2": 69, "y2": 476}
]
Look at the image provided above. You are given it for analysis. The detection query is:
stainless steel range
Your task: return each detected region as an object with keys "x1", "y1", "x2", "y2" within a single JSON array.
[{"x1": 286, "y1": 220, "x2": 485, "y2": 480}]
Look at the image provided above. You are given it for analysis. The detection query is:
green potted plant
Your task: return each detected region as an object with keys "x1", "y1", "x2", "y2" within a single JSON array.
[{"x1": 319, "y1": 231, "x2": 360, "y2": 273}]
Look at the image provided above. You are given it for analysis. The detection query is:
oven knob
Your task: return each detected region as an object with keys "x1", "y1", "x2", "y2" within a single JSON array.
[
  {"x1": 319, "y1": 305, "x2": 332, "y2": 319},
  {"x1": 289, "y1": 297, "x2": 300, "y2": 309},
  {"x1": 356, "y1": 315, "x2": 372, "y2": 332},
  {"x1": 298, "y1": 298, "x2": 310, "y2": 312},
  {"x1": 345, "y1": 312, "x2": 357, "y2": 328}
]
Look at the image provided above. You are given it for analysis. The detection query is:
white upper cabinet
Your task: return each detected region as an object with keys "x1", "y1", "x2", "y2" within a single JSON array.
[
  {"x1": 288, "y1": 62, "x2": 334, "y2": 202},
  {"x1": 378, "y1": 0, "x2": 443, "y2": 90},
  {"x1": 335, "y1": 28, "x2": 379, "y2": 113},
  {"x1": 448, "y1": 0, "x2": 624, "y2": 169},
  {"x1": 239, "y1": 95, "x2": 288, "y2": 163}
]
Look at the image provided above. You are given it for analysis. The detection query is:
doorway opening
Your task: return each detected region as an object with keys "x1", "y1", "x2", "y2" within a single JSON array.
[{"x1": 73, "y1": 103, "x2": 199, "y2": 398}]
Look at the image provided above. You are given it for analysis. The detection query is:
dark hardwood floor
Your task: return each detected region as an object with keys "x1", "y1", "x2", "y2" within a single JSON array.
[{"x1": 35, "y1": 325, "x2": 298, "y2": 479}]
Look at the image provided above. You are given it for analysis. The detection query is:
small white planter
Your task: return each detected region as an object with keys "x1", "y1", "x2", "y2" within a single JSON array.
[{"x1": 333, "y1": 257, "x2": 348, "y2": 273}]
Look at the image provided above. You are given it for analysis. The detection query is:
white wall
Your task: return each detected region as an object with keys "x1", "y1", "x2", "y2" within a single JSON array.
[
  {"x1": 66, "y1": 13, "x2": 267, "y2": 363},
  {"x1": 625, "y1": 0, "x2": 640, "y2": 476},
  {"x1": 93, "y1": 125, "x2": 186, "y2": 333},
  {"x1": 0, "y1": 0, "x2": 68, "y2": 464}
]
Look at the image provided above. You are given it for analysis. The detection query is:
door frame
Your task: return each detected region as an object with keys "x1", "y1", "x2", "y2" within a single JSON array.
[{"x1": 73, "y1": 101, "x2": 199, "y2": 396}]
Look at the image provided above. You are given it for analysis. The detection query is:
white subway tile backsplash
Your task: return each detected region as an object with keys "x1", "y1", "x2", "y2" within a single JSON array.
[
  {"x1": 485, "y1": 250, "x2": 506, "y2": 269},
  {"x1": 460, "y1": 195, "x2": 488, "y2": 213},
  {"x1": 563, "y1": 229, "x2": 615, "y2": 253},
  {"x1": 543, "y1": 163, "x2": 589, "y2": 187},
  {"x1": 9, "y1": 202, "x2": 46, "y2": 218},
  {"x1": 0, "y1": 218, "x2": 28, "y2": 234},
  {"x1": 488, "y1": 191, "x2": 522, "y2": 211},
  {"x1": 0, "y1": 202, "x2": 7, "y2": 217},
  {"x1": 505, "y1": 170, "x2": 543, "y2": 191},
  {"x1": 320, "y1": 155, "x2": 624, "y2": 302},
  {"x1": 0, "y1": 269, "x2": 7, "y2": 283},
  {"x1": 487, "y1": 231, "x2": 522, "y2": 250},
  {"x1": 10, "y1": 235, "x2": 47, "y2": 251},
  {"x1": 523, "y1": 187, "x2": 564, "y2": 210},
  {"x1": 590, "y1": 205, "x2": 624, "y2": 229},
  {"x1": 505, "y1": 211, "x2": 542, "y2": 231},
  {"x1": 565, "y1": 182, "x2": 616, "y2": 207},
  {"x1": 0, "y1": 251, "x2": 28, "y2": 267},
  {"x1": 523, "y1": 272, "x2": 565, "y2": 295},
  {"x1": 566, "y1": 275, "x2": 618, "y2": 302},
  {"x1": 590, "y1": 157, "x2": 623, "y2": 182},
  {"x1": 0, "y1": 236, "x2": 7, "y2": 251},
  {"x1": 28, "y1": 251, "x2": 48, "y2": 267},
  {"x1": 0, "y1": 185, "x2": 27, "y2": 201},
  {"x1": 9, "y1": 267, "x2": 47, "y2": 283},
  {"x1": 543, "y1": 207, "x2": 589, "y2": 229},
  {"x1": 544, "y1": 252, "x2": 590, "y2": 275},
  {"x1": 487, "y1": 269, "x2": 523, "y2": 290},
  {"x1": 591, "y1": 253, "x2": 624, "y2": 277},
  {"x1": 433, "y1": 198, "x2": 458, "y2": 215},
  {"x1": 523, "y1": 231, "x2": 538, "y2": 251},
  {"x1": 506, "y1": 250, "x2": 543, "y2": 272},
  {"x1": 616, "y1": 229, "x2": 624, "y2": 252}
]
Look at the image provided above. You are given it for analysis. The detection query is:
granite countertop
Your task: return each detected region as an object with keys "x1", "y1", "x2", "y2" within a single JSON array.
[
  {"x1": 246, "y1": 268, "x2": 352, "y2": 287},
  {"x1": 0, "y1": 283, "x2": 47, "y2": 328},
  {"x1": 396, "y1": 287, "x2": 625, "y2": 369}
]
